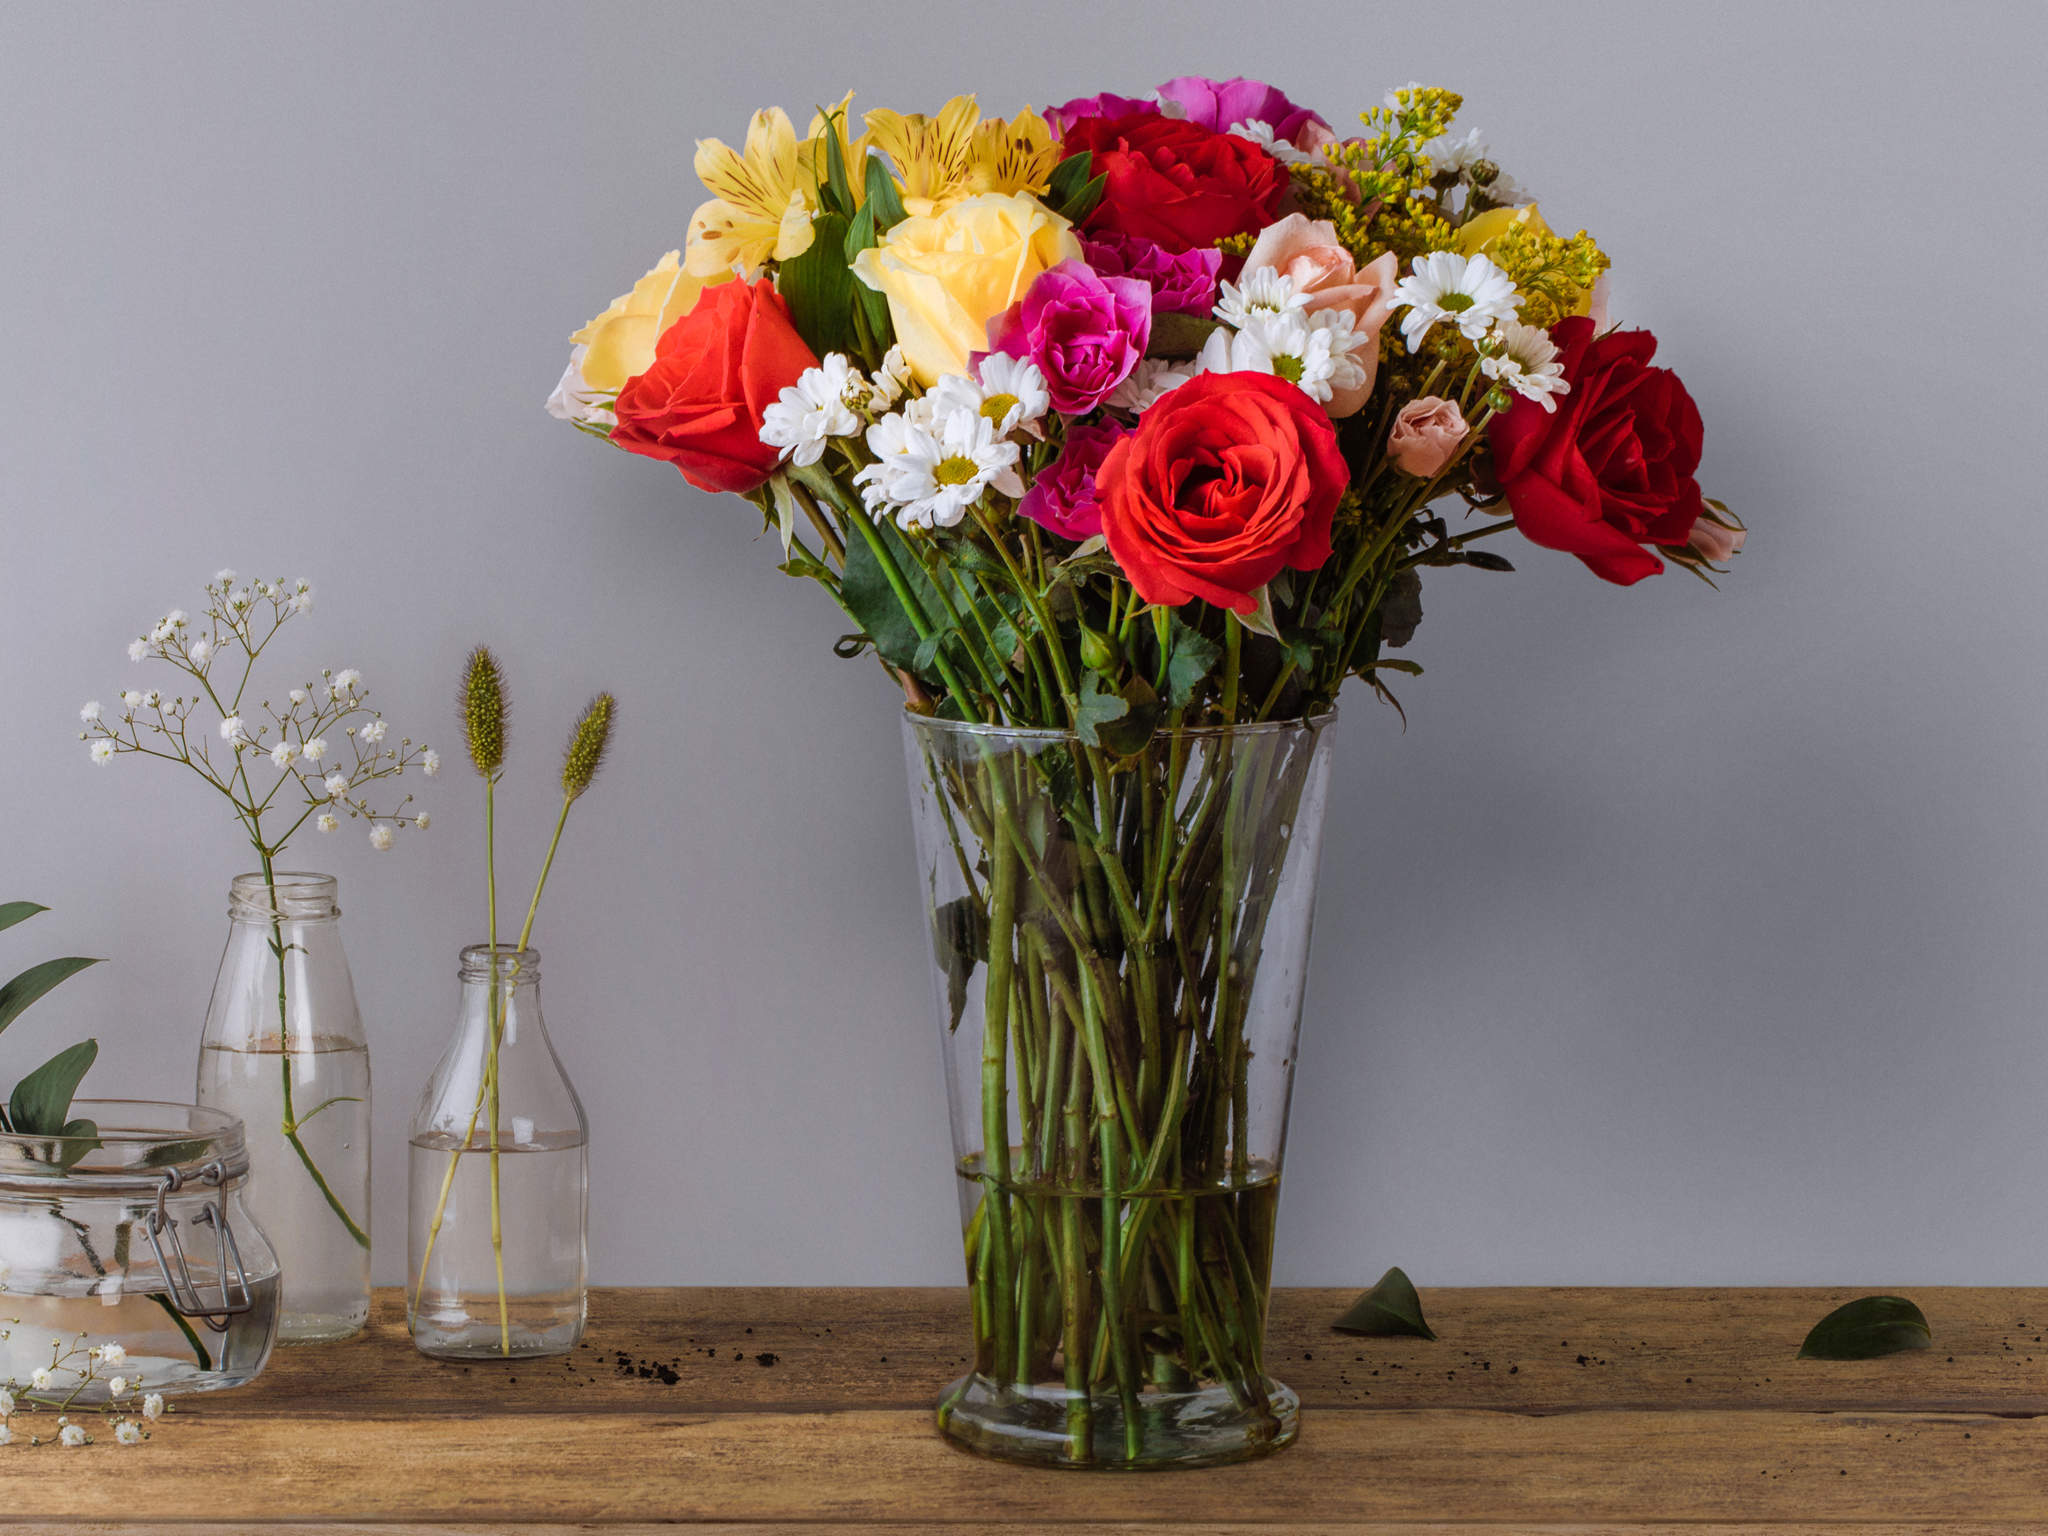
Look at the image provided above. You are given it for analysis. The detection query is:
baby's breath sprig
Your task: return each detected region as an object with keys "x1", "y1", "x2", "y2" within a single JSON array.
[{"x1": 0, "y1": 1329, "x2": 170, "y2": 1449}]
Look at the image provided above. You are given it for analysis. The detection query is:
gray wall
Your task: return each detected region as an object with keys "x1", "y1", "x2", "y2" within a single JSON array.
[{"x1": 4, "y1": 0, "x2": 2042, "y2": 1287}]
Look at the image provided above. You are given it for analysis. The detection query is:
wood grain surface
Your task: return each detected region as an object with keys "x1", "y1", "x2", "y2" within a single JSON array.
[{"x1": 4, "y1": 1286, "x2": 2043, "y2": 1530}]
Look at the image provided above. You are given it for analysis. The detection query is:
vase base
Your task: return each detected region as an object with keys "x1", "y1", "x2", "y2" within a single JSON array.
[{"x1": 935, "y1": 1371, "x2": 1298, "y2": 1469}]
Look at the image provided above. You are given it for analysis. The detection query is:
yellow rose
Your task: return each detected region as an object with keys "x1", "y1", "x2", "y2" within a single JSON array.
[
  {"x1": 1454, "y1": 201, "x2": 1557, "y2": 258},
  {"x1": 571, "y1": 251, "x2": 729, "y2": 392},
  {"x1": 851, "y1": 193, "x2": 1081, "y2": 384}
]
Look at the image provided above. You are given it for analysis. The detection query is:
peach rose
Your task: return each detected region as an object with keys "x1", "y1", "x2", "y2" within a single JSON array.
[
  {"x1": 1687, "y1": 512, "x2": 1746, "y2": 563},
  {"x1": 1241, "y1": 216, "x2": 1399, "y2": 416},
  {"x1": 1386, "y1": 396, "x2": 1468, "y2": 478}
]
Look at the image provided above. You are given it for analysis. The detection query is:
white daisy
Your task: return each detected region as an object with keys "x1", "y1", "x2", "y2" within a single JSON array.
[
  {"x1": 1480, "y1": 318, "x2": 1572, "y2": 412},
  {"x1": 1226, "y1": 118, "x2": 1311, "y2": 165},
  {"x1": 759, "y1": 353, "x2": 863, "y2": 468},
  {"x1": 867, "y1": 345, "x2": 913, "y2": 410},
  {"x1": 1197, "y1": 310, "x2": 1369, "y2": 408},
  {"x1": 928, "y1": 353, "x2": 1052, "y2": 438},
  {"x1": 1106, "y1": 357, "x2": 1200, "y2": 415},
  {"x1": 89, "y1": 740, "x2": 115, "y2": 766},
  {"x1": 368, "y1": 824, "x2": 395, "y2": 852},
  {"x1": 1392, "y1": 251, "x2": 1520, "y2": 352},
  {"x1": 1213, "y1": 268, "x2": 1309, "y2": 331},
  {"x1": 854, "y1": 407, "x2": 1022, "y2": 532}
]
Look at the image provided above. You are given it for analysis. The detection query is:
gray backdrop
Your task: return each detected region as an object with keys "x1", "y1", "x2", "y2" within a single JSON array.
[{"x1": 5, "y1": 0, "x2": 2042, "y2": 1287}]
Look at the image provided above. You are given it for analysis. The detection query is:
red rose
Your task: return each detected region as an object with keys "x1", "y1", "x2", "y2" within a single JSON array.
[
  {"x1": 1097, "y1": 371, "x2": 1345, "y2": 613},
  {"x1": 1489, "y1": 317, "x2": 1706, "y2": 586},
  {"x1": 1061, "y1": 113, "x2": 1287, "y2": 253},
  {"x1": 610, "y1": 277, "x2": 816, "y2": 495}
]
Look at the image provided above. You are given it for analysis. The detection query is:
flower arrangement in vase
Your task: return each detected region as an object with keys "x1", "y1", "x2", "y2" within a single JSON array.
[
  {"x1": 77, "y1": 571, "x2": 435, "y2": 1343},
  {"x1": 551, "y1": 75, "x2": 1745, "y2": 1467}
]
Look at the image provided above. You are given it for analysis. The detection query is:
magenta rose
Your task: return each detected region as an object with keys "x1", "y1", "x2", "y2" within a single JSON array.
[
  {"x1": 1080, "y1": 231, "x2": 1220, "y2": 317},
  {"x1": 1155, "y1": 75, "x2": 1329, "y2": 147},
  {"x1": 1044, "y1": 90, "x2": 1159, "y2": 134},
  {"x1": 986, "y1": 260, "x2": 1152, "y2": 415},
  {"x1": 1019, "y1": 419, "x2": 1128, "y2": 541}
]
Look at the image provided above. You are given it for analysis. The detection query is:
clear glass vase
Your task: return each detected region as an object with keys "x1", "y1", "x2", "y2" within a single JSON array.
[
  {"x1": 902, "y1": 711, "x2": 1336, "y2": 1469},
  {"x1": 0, "y1": 1100, "x2": 281, "y2": 1404},
  {"x1": 406, "y1": 945, "x2": 588, "y2": 1360},
  {"x1": 195, "y1": 871, "x2": 371, "y2": 1344}
]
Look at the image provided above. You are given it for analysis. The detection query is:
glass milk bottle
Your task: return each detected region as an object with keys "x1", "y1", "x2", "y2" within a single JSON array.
[
  {"x1": 407, "y1": 944, "x2": 588, "y2": 1359},
  {"x1": 195, "y1": 870, "x2": 372, "y2": 1343}
]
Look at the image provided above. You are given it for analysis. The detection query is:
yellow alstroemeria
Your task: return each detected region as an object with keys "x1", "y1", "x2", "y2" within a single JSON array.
[
  {"x1": 966, "y1": 106, "x2": 1062, "y2": 199},
  {"x1": 865, "y1": 96, "x2": 982, "y2": 216},
  {"x1": 570, "y1": 251, "x2": 730, "y2": 392},
  {"x1": 686, "y1": 106, "x2": 819, "y2": 276}
]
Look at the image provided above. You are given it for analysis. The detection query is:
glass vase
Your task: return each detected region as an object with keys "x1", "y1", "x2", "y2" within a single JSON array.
[
  {"x1": 902, "y1": 711, "x2": 1336, "y2": 1469},
  {"x1": 0, "y1": 1100, "x2": 281, "y2": 1404},
  {"x1": 195, "y1": 871, "x2": 370, "y2": 1344},
  {"x1": 406, "y1": 945, "x2": 588, "y2": 1360}
]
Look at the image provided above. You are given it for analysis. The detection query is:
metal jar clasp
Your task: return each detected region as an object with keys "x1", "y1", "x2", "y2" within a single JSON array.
[{"x1": 142, "y1": 1161, "x2": 253, "y2": 1331}]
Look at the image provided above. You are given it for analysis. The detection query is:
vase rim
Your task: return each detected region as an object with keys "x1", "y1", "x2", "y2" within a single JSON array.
[
  {"x1": 0, "y1": 1099, "x2": 249, "y2": 1193},
  {"x1": 901, "y1": 707, "x2": 1337, "y2": 742}
]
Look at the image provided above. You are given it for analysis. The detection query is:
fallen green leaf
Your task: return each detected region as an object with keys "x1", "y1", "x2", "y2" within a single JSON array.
[
  {"x1": 1333, "y1": 1266, "x2": 1436, "y2": 1341},
  {"x1": 1798, "y1": 1295, "x2": 1931, "y2": 1360}
]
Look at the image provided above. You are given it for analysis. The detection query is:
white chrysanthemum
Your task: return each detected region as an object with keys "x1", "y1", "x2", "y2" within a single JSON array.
[
  {"x1": 1226, "y1": 118, "x2": 1312, "y2": 165},
  {"x1": 1393, "y1": 251, "x2": 1520, "y2": 352},
  {"x1": 127, "y1": 638, "x2": 148, "y2": 662},
  {"x1": 1480, "y1": 318, "x2": 1572, "y2": 412},
  {"x1": 270, "y1": 741, "x2": 297, "y2": 768},
  {"x1": 544, "y1": 344, "x2": 618, "y2": 430},
  {"x1": 360, "y1": 720, "x2": 387, "y2": 744},
  {"x1": 30, "y1": 1368, "x2": 53, "y2": 1391},
  {"x1": 1421, "y1": 126, "x2": 1486, "y2": 177},
  {"x1": 867, "y1": 345, "x2": 913, "y2": 410},
  {"x1": 142, "y1": 1393, "x2": 164, "y2": 1421},
  {"x1": 854, "y1": 407, "x2": 1022, "y2": 531},
  {"x1": 422, "y1": 749, "x2": 441, "y2": 777},
  {"x1": 759, "y1": 353, "x2": 863, "y2": 468},
  {"x1": 928, "y1": 353, "x2": 1051, "y2": 438},
  {"x1": 1107, "y1": 357, "x2": 1200, "y2": 414},
  {"x1": 324, "y1": 772, "x2": 349, "y2": 799},
  {"x1": 415, "y1": 813, "x2": 430, "y2": 830},
  {"x1": 1197, "y1": 310, "x2": 1368, "y2": 407},
  {"x1": 316, "y1": 813, "x2": 339, "y2": 834},
  {"x1": 88, "y1": 740, "x2": 115, "y2": 766},
  {"x1": 1214, "y1": 267, "x2": 1309, "y2": 330},
  {"x1": 115, "y1": 1420, "x2": 143, "y2": 1445},
  {"x1": 219, "y1": 715, "x2": 245, "y2": 742},
  {"x1": 368, "y1": 824, "x2": 395, "y2": 852},
  {"x1": 188, "y1": 638, "x2": 214, "y2": 668},
  {"x1": 60, "y1": 1423, "x2": 86, "y2": 1447}
]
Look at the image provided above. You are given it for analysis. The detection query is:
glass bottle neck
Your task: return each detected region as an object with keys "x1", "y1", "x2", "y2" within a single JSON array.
[{"x1": 228, "y1": 870, "x2": 341, "y2": 926}]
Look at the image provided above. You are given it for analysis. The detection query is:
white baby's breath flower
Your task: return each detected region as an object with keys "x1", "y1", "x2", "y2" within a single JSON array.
[
  {"x1": 414, "y1": 813, "x2": 430, "y2": 830},
  {"x1": 759, "y1": 353, "x2": 863, "y2": 468},
  {"x1": 359, "y1": 720, "x2": 387, "y2": 744},
  {"x1": 107, "y1": 1376, "x2": 128, "y2": 1397},
  {"x1": 89, "y1": 740, "x2": 116, "y2": 765},
  {"x1": 188, "y1": 638, "x2": 214, "y2": 668},
  {"x1": 328, "y1": 668, "x2": 361, "y2": 699},
  {"x1": 127, "y1": 638, "x2": 148, "y2": 662},
  {"x1": 422, "y1": 749, "x2": 441, "y2": 777},
  {"x1": 1106, "y1": 357, "x2": 1199, "y2": 415},
  {"x1": 142, "y1": 1393, "x2": 164, "y2": 1421},
  {"x1": 1393, "y1": 251, "x2": 1520, "y2": 352},
  {"x1": 867, "y1": 345, "x2": 912, "y2": 410},
  {"x1": 115, "y1": 1419, "x2": 143, "y2": 1445},
  {"x1": 270, "y1": 741, "x2": 298, "y2": 768},
  {"x1": 316, "y1": 813, "x2": 339, "y2": 834},
  {"x1": 854, "y1": 407, "x2": 1022, "y2": 531},
  {"x1": 369, "y1": 824, "x2": 395, "y2": 852},
  {"x1": 141, "y1": 689, "x2": 160, "y2": 708},
  {"x1": 324, "y1": 773, "x2": 349, "y2": 800},
  {"x1": 30, "y1": 1369, "x2": 52, "y2": 1391},
  {"x1": 95, "y1": 1343, "x2": 126, "y2": 1367},
  {"x1": 301, "y1": 736, "x2": 328, "y2": 761},
  {"x1": 218, "y1": 715, "x2": 244, "y2": 742},
  {"x1": 1479, "y1": 318, "x2": 1572, "y2": 411},
  {"x1": 0, "y1": 1425, "x2": 12, "y2": 1446},
  {"x1": 80, "y1": 700, "x2": 102, "y2": 723},
  {"x1": 59, "y1": 1423, "x2": 86, "y2": 1447},
  {"x1": 288, "y1": 580, "x2": 314, "y2": 613},
  {"x1": 288, "y1": 687, "x2": 308, "y2": 705},
  {"x1": 120, "y1": 690, "x2": 143, "y2": 709},
  {"x1": 0, "y1": 1385, "x2": 15, "y2": 1415},
  {"x1": 1214, "y1": 267, "x2": 1309, "y2": 330}
]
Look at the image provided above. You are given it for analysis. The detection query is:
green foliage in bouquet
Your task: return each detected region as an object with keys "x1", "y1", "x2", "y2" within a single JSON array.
[{"x1": 0, "y1": 901, "x2": 102, "y2": 1154}]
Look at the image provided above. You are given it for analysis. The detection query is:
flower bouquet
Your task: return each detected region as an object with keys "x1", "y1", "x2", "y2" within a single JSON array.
[{"x1": 553, "y1": 75, "x2": 1742, "y2": 1467}]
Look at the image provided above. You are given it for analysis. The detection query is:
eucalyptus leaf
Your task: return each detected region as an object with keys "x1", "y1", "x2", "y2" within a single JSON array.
[
  {"x1": 1798, "y1": 1296, "x2": 1932, "y2": 1360},
  {"x1": 9, "y1": 1038, "x2": 98, "y2": 1137},
  {"x1": 0, "y1": 955, "x2": 101, "y2": 1039},
  {"x1": 1332, "y1": 1266, "x2": 1437, "y2": 1341},
  {"x1": 0, "y1": 902, "x2": 47, "y2": 935}
]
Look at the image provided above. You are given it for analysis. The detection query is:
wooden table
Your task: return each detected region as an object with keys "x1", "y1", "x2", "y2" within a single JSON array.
[{"x1": 5, "y1": 1286, "x2": 2045, "y2": 1531}]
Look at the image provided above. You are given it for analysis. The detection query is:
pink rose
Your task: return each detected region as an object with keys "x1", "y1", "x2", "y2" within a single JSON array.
[
  {"x1": 1240, "y1": 214, "x2": 1398, "y2": 415},
  {"x1": 987, "y1": 260, "x2": 1151, "y2": 416},
  {"x1": 1019, "y1": 418, "x2": 1128, "y2": 542},
  {"x1": 1686, "y1": 513, "x2": 1745, "y2": 563},
  {"x1": 1386, "y1": 396, "x2": 1468, "y2": 478}
]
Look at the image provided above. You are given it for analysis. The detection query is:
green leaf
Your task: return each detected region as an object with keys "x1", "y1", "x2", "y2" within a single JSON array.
[
  {"x1": 842, "y1": 166, "x2": 899, "y2": 366},
  {"x1": 932, "y1": 895, "x2": 988, "y2": 1033},
  {"x1": 1072, "y1": 671, "x2": 1130, "y2": 749},
  {"x1": 0, "y1": 902, "x2": 47, "y2": 935},
  {"x1": 1332, "y1": 1266, "x2": 1437, "y2": 1341},
  {"x1": 1094, "y1": 675, "x2": 1162, "y2": 758},
  {"x1": 841, "y1": 518, "x2": 947, "y2": 682},
  {"x1": 1163, "y1": 618, "x2": 1222, "y2": 710},
  {"x1": 1367, "y1": 658, "x2": 1424, "y2": 676},
  {"x1": 1235, "y1": 588, "x2": 1281, "y2": 642},
  {"x1": 1798, "y1": 1296, "x2": 1932, "y2": 1360},
  {"x1": 818, "y1": 106, "x2": 856, "y2": 220},
  {"x1": 862, "y1": 154, "x2": 907, "y2": 233},
  {"x1": 777, "y1": 210, "x2": 860, "y2": 359},
  {"x1": 9, "y1": 1038, "x2": 98, "y2": 1137},
  {"x1": 0, "y1": 955, "x2": 101, "y2": 1040},
  {"x1": 1043, "y1": 150, "x2": 1093, "y2": 215}
]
